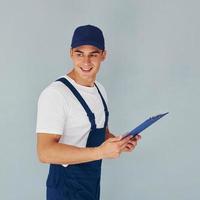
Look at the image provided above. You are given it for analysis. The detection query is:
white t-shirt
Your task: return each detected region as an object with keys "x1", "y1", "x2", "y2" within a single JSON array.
[{"x1": 36, "y1": 75, "x2": 108, "y2": 167}]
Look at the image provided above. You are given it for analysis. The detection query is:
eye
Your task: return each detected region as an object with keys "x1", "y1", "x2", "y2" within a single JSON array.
[
  {"x1": 90, "y1": 54, "x2": 98, "y2": 57},
  {"x1": 76, "y1": 53, "x2": 83, "y2": 57}
]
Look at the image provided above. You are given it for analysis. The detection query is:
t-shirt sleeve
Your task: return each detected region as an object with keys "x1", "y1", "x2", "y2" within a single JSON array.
[{"x1": 36, "y1": 87, "x2": 67, "y2": 135}]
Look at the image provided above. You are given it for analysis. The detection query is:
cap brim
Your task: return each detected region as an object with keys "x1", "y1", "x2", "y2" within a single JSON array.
[{"x1": 71, "y1": 41, "x2": 104, "y2": 50}]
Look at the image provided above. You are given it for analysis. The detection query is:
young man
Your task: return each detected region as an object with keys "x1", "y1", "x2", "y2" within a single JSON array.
[{"x1": 36, "y1": 25, "x2": 141, "y2": 200}]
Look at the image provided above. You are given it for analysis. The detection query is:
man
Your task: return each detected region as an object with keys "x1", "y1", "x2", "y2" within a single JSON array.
[{"x1": 36, "y1": 25, "x2": 141, "y2": 200}]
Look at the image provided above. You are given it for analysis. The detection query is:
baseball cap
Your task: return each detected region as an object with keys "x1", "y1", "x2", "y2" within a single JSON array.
[{"x1": 71, "y1": 25, "x2": 105, "y2": 50}]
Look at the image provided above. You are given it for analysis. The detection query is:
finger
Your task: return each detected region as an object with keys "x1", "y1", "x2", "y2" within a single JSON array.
[
  {"x1": 125, "y1": 137, "x2": 137, "y2": 145},
  {"x1": 123, "y1": 144, "x2": 135, "y2": 152},
  {"x1": 129, "y1": 146, "x2": 136, "y2": 151},
  {"x1": 129, "y1": 140, "x2": 137, "y2": 145},
  {"x1": 121, "y1": 138, "x2": 134, "y2": 150},
  {"x1": 119, "y1": 135, "x2": 133, "y2": 146},
  {"x1": 130, "y1": 135, "x2": 141, "y2": 141},
  {"x1": 127, "y1": 141, "x2": 137, "y2": 149},
  {"x1": 135, "y1": 135, "x2": 141, "y2": 140},
  {"x1": 123, "y1": 147, "x2": 131, "y2": 152},
  {"x1": 125, "y1": 144, "x2": 134, "y2": 149}
]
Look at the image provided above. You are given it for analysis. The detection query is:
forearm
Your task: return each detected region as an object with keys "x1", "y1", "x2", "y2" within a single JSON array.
[
  {"x1": 38, "y1": 128, "x2": 116, "y2": 165},
  {"x1": 39, "y1": 143, "x2": 101, "y2": 165}
]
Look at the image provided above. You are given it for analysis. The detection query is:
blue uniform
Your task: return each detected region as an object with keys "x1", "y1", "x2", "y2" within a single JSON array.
[{"x1": 46, "y1": 77, "x2": 109, "y2": 200}]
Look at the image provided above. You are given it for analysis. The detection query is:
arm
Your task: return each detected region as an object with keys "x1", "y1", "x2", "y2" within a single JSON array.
[
  {"x1": 36, "y1": 89, "x2": 134, "y2": 164},
  {"x1": 37, "y1": 132, "x2": 133, "y2": 165},
  {"x1": 37, "y1": 133, "x2": 100, "y2": 165}
]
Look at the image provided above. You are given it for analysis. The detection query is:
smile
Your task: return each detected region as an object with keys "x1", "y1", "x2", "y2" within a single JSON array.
[{"x1": 80, "y1": 67, "x2": 93, "y2": 72}]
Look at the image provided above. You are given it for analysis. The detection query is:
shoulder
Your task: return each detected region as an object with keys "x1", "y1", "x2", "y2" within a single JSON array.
[
  {"x1": 37, "y1": 79, "x2": 72, "y2": 108},
  {"x1": 38, "y1": 82, "x2": 63, "y2": 101}
]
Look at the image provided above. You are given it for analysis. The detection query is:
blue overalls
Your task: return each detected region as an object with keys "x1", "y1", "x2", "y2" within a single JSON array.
[{"x1": 46, "y1": 77, "x2": 109, "y2": 200}]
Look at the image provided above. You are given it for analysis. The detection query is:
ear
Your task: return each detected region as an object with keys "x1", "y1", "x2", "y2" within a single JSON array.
[
  {"x1": 70, "y1": 48, "x2": 73, "y2": 58},
  {"x1": 101, "y1": 50, "x2": 107, "y2": 61}
]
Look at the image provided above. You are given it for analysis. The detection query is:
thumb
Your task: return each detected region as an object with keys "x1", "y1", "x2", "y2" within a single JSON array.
[{"x1": 108, "y1": 135, "x2": 122, "y2": 142}]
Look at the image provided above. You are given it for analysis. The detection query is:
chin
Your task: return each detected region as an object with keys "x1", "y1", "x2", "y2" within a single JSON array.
[
  {"x1": 80, "y1": 74, "x2": 95, "y2": 80},
  {"x1": 78, "y1": 68, "x2": 97, "y2": 78}
]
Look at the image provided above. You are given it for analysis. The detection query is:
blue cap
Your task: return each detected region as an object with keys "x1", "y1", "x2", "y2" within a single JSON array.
[{"x1": 71, "y1": 25, "x2": 105, "y2": 50}]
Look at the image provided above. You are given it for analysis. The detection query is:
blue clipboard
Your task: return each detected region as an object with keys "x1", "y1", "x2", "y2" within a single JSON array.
[{"x1": 122, "y1": 112, "x2": 169, "y2": 139}]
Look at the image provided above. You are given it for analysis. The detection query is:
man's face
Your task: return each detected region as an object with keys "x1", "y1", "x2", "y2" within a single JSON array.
[{"x1": 70, "y1": 45, "x2": 106, "y2": 80}]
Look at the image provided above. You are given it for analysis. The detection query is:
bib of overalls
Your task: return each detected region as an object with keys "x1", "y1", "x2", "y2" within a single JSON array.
[{"x1": 46, "y1": 77, "x2": 109, "y2": 200}]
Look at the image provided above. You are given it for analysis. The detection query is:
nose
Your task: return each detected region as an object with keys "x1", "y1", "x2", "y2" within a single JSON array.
[{"x1": 83, "y1": 55, "x2": 91, "y2": 65}]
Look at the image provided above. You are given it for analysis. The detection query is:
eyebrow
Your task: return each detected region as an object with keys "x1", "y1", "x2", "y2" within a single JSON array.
[
  {"x1": 74, "y1": 50, "x2": 83, "y2": 53},
  {"x1": 74, "y1": 50, "x2": 101, "y2": 54}
]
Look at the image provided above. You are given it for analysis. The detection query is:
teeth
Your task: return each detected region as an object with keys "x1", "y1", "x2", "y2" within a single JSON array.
[{"x1": 81, "y1": 68, "x2": 92, "y2": 71}]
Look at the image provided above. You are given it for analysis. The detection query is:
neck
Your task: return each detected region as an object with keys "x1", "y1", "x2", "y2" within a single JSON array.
[{"x1": 67, "y1": 70, "x2": 95, "y2": 87}]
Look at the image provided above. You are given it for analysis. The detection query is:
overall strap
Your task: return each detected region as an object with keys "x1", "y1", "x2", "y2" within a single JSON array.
[
  {"x1": 56, "y1": 77, "x2": 96, "y2": 130},
  {"x1": 94, "y1": 83, "x2": 109, "y2": 129}
]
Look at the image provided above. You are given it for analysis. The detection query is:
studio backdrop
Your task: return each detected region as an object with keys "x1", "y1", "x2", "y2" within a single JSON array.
[{"x1": 0, "y1": 0, "x2": 199, "y2": 199}]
